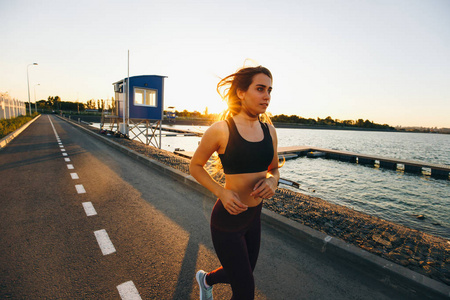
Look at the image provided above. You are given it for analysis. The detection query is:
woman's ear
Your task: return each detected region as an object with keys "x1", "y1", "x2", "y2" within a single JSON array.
[{"x1": 237, "y1": 89, "x2": 245, "y2": 101}]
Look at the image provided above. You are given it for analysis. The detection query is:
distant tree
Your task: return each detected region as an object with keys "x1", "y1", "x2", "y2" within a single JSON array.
[
  {"x1": 317, "y1": 117, "x2": 325, "y2": 125},
  {"x1": 110, "y1": 97, "x2": 115, "y2": 111},
  {"x1": 47, "y1": 96, "x2": 61, "y2": 110},
  {"x1": 324, "y1": 116, "x2": 335, "y2": 126},
  {"x1": 356, "y1": 119, "x2": 364, "y2": 127},
  {"x1": 343, "y1": 120, "x2": 354, "y2": 126},
  {"x1": 271, "y1": 114, "x2": 288, "y2": 122},
  {"x1": 47, "y1": 96, "x2": 54, "y2": 108},
  {"x1": 59, "y1": 101, "x2": 85, "y2": 111},
  {"x1": 37, "y1": 100, "x2": 49, "y2": 110},
  {"x1": 307, "y1": 118, "x2": 317, "y2": 125},
  {"x1": 363, "y1": 119, "x2": 373, "y2": 128},
  {"x1": 86, "y1": 99, "x2": 96, "y2": 110},
  {"x1": 192, "y1": 110, "x2": 201, "y2": 118}
]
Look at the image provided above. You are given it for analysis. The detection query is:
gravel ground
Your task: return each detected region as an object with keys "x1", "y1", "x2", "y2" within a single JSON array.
[{"x1": 79, "y1": 121, "x2": 449, "y2": 286}]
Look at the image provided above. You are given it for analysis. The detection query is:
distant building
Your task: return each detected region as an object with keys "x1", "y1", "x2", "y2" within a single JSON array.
[{"x1": 166, "y1": 106, "x2": 176, "y2": 122}]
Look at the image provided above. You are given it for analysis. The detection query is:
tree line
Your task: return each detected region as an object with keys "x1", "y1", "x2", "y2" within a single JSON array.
[
  {"x1": 271, "y1": 114, "x2": 394, "y2": 130},
  {"x1": 174, "y1": 109, "x2": 394, "y2": 130},
  {"x1": 33, "y1": 96, "x2": 115, "y2": 112},
  {"x1": 30, "y1": 98, "x2": 394, "y2": 130}
]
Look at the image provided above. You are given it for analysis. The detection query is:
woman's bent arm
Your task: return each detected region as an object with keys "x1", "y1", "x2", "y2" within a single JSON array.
[
  {"x1": 189, "y1": 123, "x2": 247, "y2": 215},
  {"x1": 250, "y1": 124, "x2": 280, "y2": 199}
]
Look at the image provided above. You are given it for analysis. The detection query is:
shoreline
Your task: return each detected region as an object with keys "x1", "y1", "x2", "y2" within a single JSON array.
[
  {"x1": 62, "y1": 113, "x2": 448, "y2": 134},
  {"x1": 64, "y1": 116, "x2": 449, "y2": 287},
  {"x1": 162, "y1": 118, "x2": 396, "y2": 132}
]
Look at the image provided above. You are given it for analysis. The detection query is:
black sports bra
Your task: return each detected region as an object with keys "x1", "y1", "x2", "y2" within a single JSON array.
[{"x1": 218, "y1": 118, "x2": 274, "y2": 174}]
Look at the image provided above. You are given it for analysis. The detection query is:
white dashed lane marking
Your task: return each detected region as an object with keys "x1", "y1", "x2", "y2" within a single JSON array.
[
  {"x1": 49, "y1": 115, "x2": 137, "y2": 297},
  {"x1": 82, "y1": 202, "x2": 97, "y2": 216},
  {"x1": 117, "y1": 281, "x2": 142, "y2": 300},
  {"x1": 94, "y1": 229, "x2": 116, "y2": 255},
  {"x1": 75, "y1": 184, "x2": 86, "y2": 194}
]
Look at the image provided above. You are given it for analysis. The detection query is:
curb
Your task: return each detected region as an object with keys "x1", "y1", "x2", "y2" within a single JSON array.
[
  {"x1": 0, "y1": 115, "x2": 42, "y2": 150},
  {"x1": 58, "y1": 116, "x2": 449, "y2": 299}
]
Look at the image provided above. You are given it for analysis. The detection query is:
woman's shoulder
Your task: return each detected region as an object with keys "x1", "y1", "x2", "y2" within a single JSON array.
[
  {"x1": 209, "y1": 120, "x2": 228, "y2": 131},
  {"x1": 201, "y1": 120, "x2": 229, "y2": 151},
  {"x1": 204, "y1": 120, "x2": 229, "y2": 137},
  {"x1": 264, "y1": 122, "x2": 277, "y2": 138},
  {"x1": 267, "y1": 123, "x2": 276, "y2": 131}
]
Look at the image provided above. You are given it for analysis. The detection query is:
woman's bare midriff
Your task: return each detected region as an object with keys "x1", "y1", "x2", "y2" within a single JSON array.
[{"x1": 224, "y1": 171, "x2": 267, "y2": 207}]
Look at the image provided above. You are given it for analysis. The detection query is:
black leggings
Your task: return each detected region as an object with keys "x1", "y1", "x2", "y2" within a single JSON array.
[{"x1": 205, "y1": 199, "x2": 262, "y2": 300}]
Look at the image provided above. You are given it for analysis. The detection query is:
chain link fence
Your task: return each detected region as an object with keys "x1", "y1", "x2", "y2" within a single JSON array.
[{"x1": 0, "y1": 93, "x2": 26, "y2": 120}]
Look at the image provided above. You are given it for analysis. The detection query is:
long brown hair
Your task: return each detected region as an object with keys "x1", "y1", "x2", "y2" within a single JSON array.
[
  {"x1": 217, "y1": 66, "x2": 273, "y2": 124},
  {"x1": 209, "y1": 66, "x2": 281, "y2": 176}
]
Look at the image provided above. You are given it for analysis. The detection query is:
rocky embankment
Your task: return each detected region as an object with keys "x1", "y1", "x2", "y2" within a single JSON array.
[{"x1": 78, "y1": 121, "x2": 449, "y2": 286}]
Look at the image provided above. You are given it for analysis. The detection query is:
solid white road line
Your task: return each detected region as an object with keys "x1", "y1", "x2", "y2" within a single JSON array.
[
  {"x1": 94, "y1": 229, "x2": 116, "y2": 255},
  {"x1": 82, "y1": 202, "x2": 97, "y2": 216},
  {"x1": 75, "y1": 184, "x2": 86, "y2": 194},
  {"x1": 117, "y1": 281, "x2": 142, "y2": 300},
  {"x1": 48, "y1": 116, "x2": 58, "y2": 136},
  {"x1": 70, "y1": 173, "x2": 79, "y2": 179},
  {"x1": 67, "y1": 164, "x2": 74, "y2": 169},
  {"x1": 65, "y1": 158, "x2": 71, "y2": 162}
]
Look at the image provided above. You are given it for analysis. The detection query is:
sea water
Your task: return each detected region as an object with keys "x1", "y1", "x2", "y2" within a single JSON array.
[
  {"x1": 97, "y1": 122, "x2": 449, "y2": 239},
  {"x1": 277, "y1": 129, "x2": 450, "y2": 240},
  {"x1": 157, "y1": 125, "x2": 450, "y2": 239}
]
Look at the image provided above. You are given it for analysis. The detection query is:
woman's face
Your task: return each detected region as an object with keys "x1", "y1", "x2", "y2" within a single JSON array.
[{"x1": 238, "y1": 73, "x2": 272, "y2": 117}]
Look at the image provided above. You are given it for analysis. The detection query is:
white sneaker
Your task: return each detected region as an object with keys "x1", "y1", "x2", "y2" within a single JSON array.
[{"x1": 196, "y1": 270, "x2": 213, "y2": 300}]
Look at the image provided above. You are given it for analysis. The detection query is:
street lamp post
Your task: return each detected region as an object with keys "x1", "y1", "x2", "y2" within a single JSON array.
[
  {"x1": 27, "y1": 63, "x2": 38, "y2": 115},
  {"x1": 34, "y1": 83, "x2": 40, "y2": 113}
]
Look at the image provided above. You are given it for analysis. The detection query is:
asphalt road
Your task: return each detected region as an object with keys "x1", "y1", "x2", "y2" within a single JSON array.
[{"x1": 0, "y1": 115, "x2": 426, "y2": 299}]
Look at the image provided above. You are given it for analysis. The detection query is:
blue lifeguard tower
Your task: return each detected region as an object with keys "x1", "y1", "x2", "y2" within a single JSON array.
[{"x1": 108, "y1": 75, "x2": 167, "y2": 148}]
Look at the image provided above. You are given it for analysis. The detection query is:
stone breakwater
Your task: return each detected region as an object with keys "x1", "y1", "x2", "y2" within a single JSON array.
[{"x1": 82, "y1": 123, "x2": 449, "y2": 286}]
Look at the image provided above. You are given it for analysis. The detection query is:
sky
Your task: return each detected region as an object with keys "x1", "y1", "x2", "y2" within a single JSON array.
[{"x1": 1, "y1": 0, "x2": 449, "y2": 128}]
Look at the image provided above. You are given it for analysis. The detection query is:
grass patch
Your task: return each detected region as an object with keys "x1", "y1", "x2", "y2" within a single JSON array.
[{"x1": 0, "y1": 113, "x2": 39, "y2": 139}]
